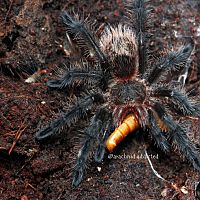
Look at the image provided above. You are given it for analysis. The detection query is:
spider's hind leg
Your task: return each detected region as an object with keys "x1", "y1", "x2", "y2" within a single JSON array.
[
  {"x1": 148, "y1": 110, "x2": 170, "y2": 152},
  {"x1": 73, "y1": 108, "x2": 112, "y2": 186},
  {"x1": 94, "y1": 109, "x2": 113, "y2": 162},
  {"x1": 153, "y1": 103, "x2": 200, "y2": 171}
]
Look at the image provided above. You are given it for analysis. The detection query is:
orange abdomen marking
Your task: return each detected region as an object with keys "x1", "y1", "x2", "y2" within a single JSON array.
[{"x1": 106, "y1": 114, "x2": 140, "y2": 152}]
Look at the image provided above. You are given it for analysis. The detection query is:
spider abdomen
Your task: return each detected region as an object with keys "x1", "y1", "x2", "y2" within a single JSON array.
[{"x1": 100, "y1": 24, "x2": 139, "y2": 79}]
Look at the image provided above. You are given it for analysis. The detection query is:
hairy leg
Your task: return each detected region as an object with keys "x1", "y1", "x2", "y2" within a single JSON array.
[
  {"x1": 131, "y1": 0, "x2": 148, "y2": 77},
  {"x1": 47, "y1": 68, "x2": 103, "y2": 89},
  {"x1": 72, "y1": 108, "x2": 112, "y2": 186},
  {"x1": 35, "y1": 93, "x2": 103, "y2": 141},
  {"x1": 153, "y1": 102, "x2": 200, "y2": 170},
  {"x1": 153, "y1": 87, "x2": 200, "y2": 116},
  {"x1": 94, "y1": 109, "x2": 113, "y2": 162},
  {"x1": 62, "y1": 11, "x2": 107, "y2": 65},
  {"x1": 147, "y1": 44, "x2": 193, "y2": 84},
  {"x1": 148, "y1": 109, "x2": 170, "y2": 152}
]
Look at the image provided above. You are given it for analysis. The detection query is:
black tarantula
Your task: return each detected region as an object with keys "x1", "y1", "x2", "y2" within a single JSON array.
[{"x1": 35, "y1": 0, "x2": 200, "y2": 186}]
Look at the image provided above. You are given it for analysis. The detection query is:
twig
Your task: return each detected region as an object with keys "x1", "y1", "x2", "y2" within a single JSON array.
[
  {"x1": 144, "y1": 149, "x2": 167, "y2": 182},
  {"x1": 8, "y1": 119, "x2": 27, "y2": 155},
  {"x1": 4, "y1": 0, "x2": 14, "y2": 22},
  {"x1": 144, "y1": 148, "x2": 185, "y2": 198},
  {"x1": 25, "y1": 183, "x2": 36, "y2": 191}
]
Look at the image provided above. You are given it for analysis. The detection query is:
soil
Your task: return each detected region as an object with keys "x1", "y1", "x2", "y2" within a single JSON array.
[{"x1": 0, "y1": 0, "x2": 200, "y2": 200}]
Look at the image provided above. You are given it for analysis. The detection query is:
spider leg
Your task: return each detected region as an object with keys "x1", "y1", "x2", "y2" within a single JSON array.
[
  {"x1": 47, "y1": 68, "x2": 103, "y2": 89},
  {"x1": 94, "y1": 109, "x2": 113, "y2": 162},
  {"x1": 148, "y1": 110, "x2": 170, "y2": 152},
  {"x1": 61, "y1": 11, "x2": 107, "y2": 65},
  {"x1": 153, "y1": 103, "x2": 200, "y2": 170},
  {"x1": 147, "y1": 44, "x2": 194, "y2": 84},
  {"x1": 154, "y1": 87, "x2": 200, "y2": 116},
  {"x1": 131, "y1": 0, "x2": 148, "y2": 77},
  {"x1": 35, "y1": 93, "x2": 103, "y2": 141},
  {"x1": 72, "y1": 108, "x2": 112, "y2": 186}
]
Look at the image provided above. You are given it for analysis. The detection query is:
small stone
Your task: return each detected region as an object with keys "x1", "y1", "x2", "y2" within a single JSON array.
[
  {"x1": 180, "y1": 186, "x2": 188, "y2": 194},
  {"x1": 97, "y1": 167, "x2": 101, "y2": 172},
  {"x1": 87, "y1": 177, "x2": 92, "y2": 182},
  {"x1": 161, "y1": 188, "x2": 168, "y2": 197}
]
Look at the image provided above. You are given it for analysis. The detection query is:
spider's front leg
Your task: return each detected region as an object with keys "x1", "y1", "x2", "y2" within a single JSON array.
[
  {"x1": 73, "y1": 108, "x2": 112, "y2": 186},
  {"x1": 35, "y1": 93, "x2": 103, "y2": 141},
  {"x1": 47, "y1": 10, "x2": 112, "y2": 90},
  {"x1": 147, "y1": 43, "x2": 194, "y2": 84},
  {"x1": 61, "y1": 11, "x2": 108, "y2": 66},
  {"x1": 131, "y1": 0, "x2": 149, "y2": 77},
  {"x1": 154, "y1": 103, "x2": 200, "y2": 170},
  {"x1": 47, "y1": 66, "x2": 103, "y2": 89}
]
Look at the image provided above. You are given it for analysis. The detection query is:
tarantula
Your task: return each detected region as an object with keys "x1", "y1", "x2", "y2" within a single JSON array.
[{"x1": 35, "y1": 0, "x2": 200, "y2": 186}]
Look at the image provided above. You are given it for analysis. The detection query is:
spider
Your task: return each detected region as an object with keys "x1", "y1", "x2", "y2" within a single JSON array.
[{"x1": 35, "y1": 0, "x2": 200, "y2": 186}]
